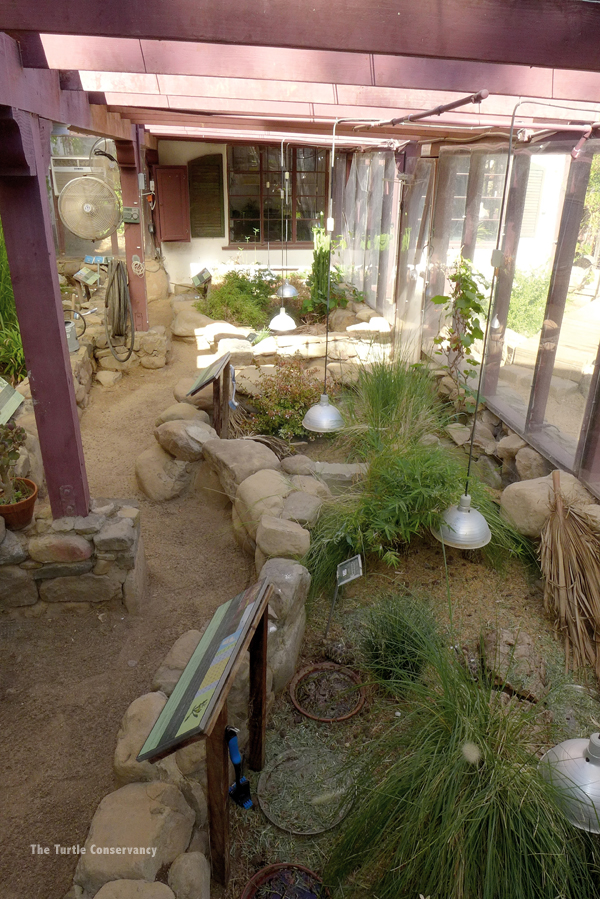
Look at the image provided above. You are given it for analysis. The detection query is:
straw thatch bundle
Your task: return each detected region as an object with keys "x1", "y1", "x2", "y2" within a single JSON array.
[{"x1": 540, "y1": 470, "x2": 600, "y2": 679}]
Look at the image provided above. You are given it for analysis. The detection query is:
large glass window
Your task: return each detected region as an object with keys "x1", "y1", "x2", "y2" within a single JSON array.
[{"x1": 227, "y1": 145, "x2": 327, "y2": 244}]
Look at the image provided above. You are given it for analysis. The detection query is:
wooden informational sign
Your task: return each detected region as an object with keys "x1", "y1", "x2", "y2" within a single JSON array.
[
  {"x1": 187, "y1": 351, "x2": 231, "y2": 397},
  {"x1": 138, "y1": 579, "x2": 270, "y2": 763},
  {"x1": 0, "y1": 377, "x2": 24, "y2": 425}
]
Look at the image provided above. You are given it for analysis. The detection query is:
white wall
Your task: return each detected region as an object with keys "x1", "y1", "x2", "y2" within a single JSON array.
[{"x1": 157, "y1": 140, "x2": 314, "y2": 289}]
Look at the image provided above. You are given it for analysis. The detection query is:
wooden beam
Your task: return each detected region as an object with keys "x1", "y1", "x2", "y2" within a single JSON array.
[
  {"x1": 0, "y1": 110, "x2": 90, "y2": 518},
  {"x1": 0, "y1": 33, "x2": 133, "y2": 140},
  {"x1": 6, "y1": 0, "x2": 600, "y2": 73}
]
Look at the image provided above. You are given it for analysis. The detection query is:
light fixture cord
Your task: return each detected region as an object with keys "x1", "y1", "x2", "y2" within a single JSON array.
[{"x1": 464, "y1": 102, "x2": 520, "y2": 496}]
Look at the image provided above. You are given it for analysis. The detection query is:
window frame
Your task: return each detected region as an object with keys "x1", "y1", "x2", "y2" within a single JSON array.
[{"x1": 225, "y1": 144, "x2": 328, "y2": 247}]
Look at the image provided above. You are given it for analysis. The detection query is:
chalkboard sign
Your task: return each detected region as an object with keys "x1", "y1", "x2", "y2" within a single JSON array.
[
  {"x1": 189, "y1": 154, "x2": 225, "y2": 238},
  {"x1": 137, "y1": 580, "x2": 270, "y2": 762}
]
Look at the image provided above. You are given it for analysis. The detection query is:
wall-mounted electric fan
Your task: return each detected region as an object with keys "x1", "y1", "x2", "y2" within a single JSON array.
[{"x1": 58, "y1": 175, "x2": 121, "y2": 241}]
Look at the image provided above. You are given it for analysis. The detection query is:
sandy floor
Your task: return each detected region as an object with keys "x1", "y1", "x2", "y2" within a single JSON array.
[{"x1": 0, "y1": 297, "x2": 252, "y2": 899}]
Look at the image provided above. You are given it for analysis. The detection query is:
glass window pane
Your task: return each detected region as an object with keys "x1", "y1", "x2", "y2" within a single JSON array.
[
  {"x1": 228, "y1": 172, "x2": 260, "y2": 195},
  {"x1": 231, "y1": 219, "x2": 261, "y2": 242},
  {"x1": 229, "y1": 146, "x2": 260, "y2": 172},
  {"x1": 296, "y1": 220, "x2": 316, "y2": 241},
  {"x1": 489, "y1": 153, "x2": 569, "y2": 433},
  {"x1": 297, "y1": 172, "x2": 326, "y2": 195},
  {"x1": 296, "y1": 196, "x2": 319, "y2": 219},
  {"x1": 265, "y1": 148, "x2": 282, "y2": 171},
  {"x1": 296, "y1": 148, "x2": 316, "y2": 171}
]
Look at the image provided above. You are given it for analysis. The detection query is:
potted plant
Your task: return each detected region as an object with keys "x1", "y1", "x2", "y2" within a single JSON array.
[{"x1": 0, "y1": 420, "x2": 38, "y2": 529}]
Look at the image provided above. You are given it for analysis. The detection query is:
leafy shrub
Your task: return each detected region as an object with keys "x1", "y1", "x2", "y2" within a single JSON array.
[
  {"x1": 361, "y1": 592, "x2": 439, "y2": 689},
  {"x1": 506, "y1": 265, "x2": 551, "y2": 337},
  {"x1": 430, "y1": 256, "x2": 488, "y2": 412},
  {"x1": 326, "y1": 637, "x2": 600, "y2": 899},
  {"x1": 194, "y1": 269, "x2": 278, "y2": 329},
  {"x1": 248, "y1": 358, "x2": 322, "y2": 440}
]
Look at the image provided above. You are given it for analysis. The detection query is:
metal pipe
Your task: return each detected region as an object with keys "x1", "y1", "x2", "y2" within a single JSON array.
[{"x1": 356, "y1": 90, "x2": 490, "y2": 131}]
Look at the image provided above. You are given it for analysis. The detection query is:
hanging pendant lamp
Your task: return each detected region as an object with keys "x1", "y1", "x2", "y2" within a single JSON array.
[
  {"x1": 302, "y1": 126, "x2": 344, "y2": 434},
  {"x1": 269, "y1": 306, "x2": 296, "y2": 332},
  {"x1": 431, "y1": 493, "x2": 491, "y2": 549},
  {"x1": 276, "y1": 280, "x2": 298, "y2": 299},
  {"x1": 539, "y1": 733, "x2": 600, "y2": 833}
]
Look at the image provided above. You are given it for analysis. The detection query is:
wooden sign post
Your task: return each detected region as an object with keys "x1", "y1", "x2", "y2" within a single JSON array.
[
  {"x1": 186, "y1": 351, "x2": 232, "y2": 438},
  {"x1": 138, "y1": 580, "x2": 272, "y2": 885}
]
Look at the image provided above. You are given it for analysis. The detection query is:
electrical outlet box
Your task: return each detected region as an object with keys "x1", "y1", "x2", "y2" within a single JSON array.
[{"x1": 122, "y1": 206, "x2": 141, "y2": 224}]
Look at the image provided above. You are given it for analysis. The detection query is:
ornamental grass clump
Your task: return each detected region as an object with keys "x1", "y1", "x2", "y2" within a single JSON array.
[
  {"x1": 249, "y1": 358, "x2": 322, "y2": 440},
  {"x1": 193, "y1": 269, "x2": 278, "y2": 329},
  {"x1": 326, "y1": 632, "x2": 600, "y2": 899}
]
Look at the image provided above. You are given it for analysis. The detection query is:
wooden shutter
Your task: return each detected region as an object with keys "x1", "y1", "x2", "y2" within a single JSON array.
[
  {"x1": 155, "y1": 165, "x2": 190, "y2": 242},
  {"x1": 520, "y1": 164, "x2": 544, "y2": 239},
  {"x1": 188, "y1": 154, "x2": 224, "y2": 238}
]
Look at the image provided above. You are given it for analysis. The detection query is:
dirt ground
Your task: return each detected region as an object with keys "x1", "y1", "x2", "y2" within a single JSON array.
[
  {"x1": 0, "y1": 295, "x2": 592, "y2": 899},
  {"x1": 0, "y1": 296, "x2": 253, "y2": 899}
]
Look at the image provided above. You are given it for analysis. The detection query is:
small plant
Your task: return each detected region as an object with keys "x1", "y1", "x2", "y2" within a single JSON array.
[
  {"x1": 361, "y1": 592, "x2": 439, "y2": 689},
  {"x1": 0, "y1": 420, "x2": 27, "y2": 504},
  {"x1": 302, "y1": 222, "x2": 347, "y2": 319},
  {"x1": 194, "y1": 269, "x2": 278, "y2": 329},
  {"x1": 430, "y1": 256, "x2": 488, "y2": 412},
  {"x1": 248, "y1": 357, "x2": 322, "y2": 440}
]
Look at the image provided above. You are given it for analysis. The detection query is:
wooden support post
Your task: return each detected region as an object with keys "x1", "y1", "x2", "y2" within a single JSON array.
[
  {"x1": 248, "y1": 607, "x2": 268, "y2": 772},
  {"x1": 115, "y1": 138, "x2": 149, "y2": 333},
  {"x1": 206, "y1": 702, "x2": 230, "y2": 886},
  {"x1": 221, "y1": 364, "x2": 231, "y2": 440},
  {"x1": 526, "y1": 151, "x2": 593, "y2": 430},
  {"x1": 483, "y1": 152, "x2": 531, "y2": 397},
  {"x1": 212, "y1": 377, "x2": 222, "y2": 436},
  {"x1": 0, "y1": 109, "x2": 90, "y2": 518}
]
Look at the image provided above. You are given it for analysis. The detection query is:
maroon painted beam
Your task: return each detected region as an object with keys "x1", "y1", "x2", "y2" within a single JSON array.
[
  {"x1": 0, "y1": 33, "x2": 134, "y2": 141},
  {"x1": 5, "y1": 0, "x2": 600, "y2": 73},
  {"x1": 115, "y1": 137, "x2": 149, "y2": 333},
  {"x1": 0, "y1": 109, "x2": 90, "y2": 518},
  {"x1": 41, "y1": 34, "x2": 600, "y2": 107}
]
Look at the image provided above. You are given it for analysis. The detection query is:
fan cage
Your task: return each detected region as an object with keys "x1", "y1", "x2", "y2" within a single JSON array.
[{"x1": 58, "y1": 175, "x2": 122, "y2": 240}]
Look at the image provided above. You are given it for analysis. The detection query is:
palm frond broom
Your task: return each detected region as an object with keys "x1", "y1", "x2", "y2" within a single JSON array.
[{"x1": 540, "y1": 469, "x2": 600, "y2": 679}]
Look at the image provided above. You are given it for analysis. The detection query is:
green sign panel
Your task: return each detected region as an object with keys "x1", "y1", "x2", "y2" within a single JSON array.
[
  {"x1": 138, "y1": 580, "x2": 269, "y2": 762},
  {"x1": 0, "y1": 377, "x2": 24, "y2": 425},
  {"x1": 187, "y1": 351, "x2": 231, "y2": 397}
]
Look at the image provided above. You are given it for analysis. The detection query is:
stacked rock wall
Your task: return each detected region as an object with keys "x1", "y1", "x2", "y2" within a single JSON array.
[{"x1": 0, "y1": 499, "x2": 147, "y2": 616}]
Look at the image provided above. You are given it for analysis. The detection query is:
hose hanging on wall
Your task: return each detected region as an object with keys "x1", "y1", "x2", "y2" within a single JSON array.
[{"x1": 104, "y1": 258, "x2": 135, "y2": 362}]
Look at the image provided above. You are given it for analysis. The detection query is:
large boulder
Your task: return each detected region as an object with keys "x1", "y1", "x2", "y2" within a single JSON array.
[
  {"x1": 94, "y1": 883, "x2": 175, "y2": 899},
  {"x1": 155, "y1": 404, "x2": 210, "y2": 428},
  {"x1": 482, "y1": 628, "x2": 547, "y2": 701},
  {"x1": 0, "y1": 565, "x2": 38, "y2": 607},
  {"x1": 515, "y1": 446, "x2": 551, "y2": 480},
  {"x1": 203, "y1": 438, "x2": 281, "y2": 500},
  {"x1": 168, "y1": 852, "x2": 211, "y2": 899},
  {"x1": 500, "y1": 470, "x2": 594, "y2": 537},
  {"x1": 152, "y1": 630, "x2": 203, "y2": 696},
  {"x1": 495, "y1": 434, "x2": 527, "y2": 461},
  {"x1": 268, "y1": 606, "x2": 307, "y2": 693},
  {"x1": 154, "y1": 421, "x2": 218, "y2": 462},
  {"x1": 281, "y1": 491, "x2": 323, "y2": 527},
  {"x1": 73, "y1": 782, "x2": 194, "y2": 896},
  {"x1": 0, "y1": 530, "x2": 28, "y2": 565},
  {"x1": 135, "y1": 445, "x2": 194, "y2": 502},
  {"x1": 259, "y1": 558, "x2": 311, "y2": 625},
  {"x1": 281, "y1": 455, "x2": 316, "y2": 476},
  {"x1": 171, "y1": 308, "x2": 214, "y2": 339},
  {"x1": 28, "y1": 534, "x2": 92, "y2": 563},
  {"x1": 234, "y1": 469, "x2": 291, "y2": 539},
  {"x1": 256, "y1": 515, "x2": 310, "y2": 561},
  {"x1": 328, "y1": 307, "x2": 360, "y2": 331},
  {"x1": 173, "y1": 380, "x2": 214, "y2": 413},
  {"x1": 113, "y1": 692, "x2": 178, "y2": 785},
  {"x1": 39, "y1": 570, "x2": 123, "y2": 603}
]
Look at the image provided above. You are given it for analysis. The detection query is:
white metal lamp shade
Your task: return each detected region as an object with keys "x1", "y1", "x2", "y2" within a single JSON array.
[
  {"x1": 539, "y1": 733, "x2": 600, "y2": 833},
  {"x1": 269, "y1": 307, "x2": 296, "y2": 332},
  {"x1": 431, "y1": 493, "x2": 492, "y2": 550},
  {"x1": 302, "y1": 394, "x2": 344, "y2": 433},
  {"x1": 276, "y1": 280, "x2": 298, "y2": 299}
]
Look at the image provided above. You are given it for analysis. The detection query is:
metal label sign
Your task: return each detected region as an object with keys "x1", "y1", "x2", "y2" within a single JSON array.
[
  {"x1": 137, "y1": 580, "x2": 269, "y2": 762},
  {"x1": 0, "y1": 377, "x2": 24, "y2": 425},
  {"x1": 187, "y1": 352, "x2": 231, "y2": 396},
  {"x1": 336, "y1": 554, "x2": 363, "y2": 587}
]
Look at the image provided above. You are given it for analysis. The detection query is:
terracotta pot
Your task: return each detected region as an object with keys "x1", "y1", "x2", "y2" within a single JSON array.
[
  {"x1": 240, "y1": 863, "x2": 328, "y2": 899},
  {"x1": 0, "y1": 477, "x2": 38, "y2": 530}
]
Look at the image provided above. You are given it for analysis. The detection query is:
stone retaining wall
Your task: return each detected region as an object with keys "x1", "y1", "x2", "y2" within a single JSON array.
[{"x1": 0, "y1": 498, "x2": 147, "y2": 616}]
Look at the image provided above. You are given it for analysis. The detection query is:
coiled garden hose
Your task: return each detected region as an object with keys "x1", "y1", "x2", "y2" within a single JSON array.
[{"x1": 105, "y1": 258, "x2": 135, "y2": 362}]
